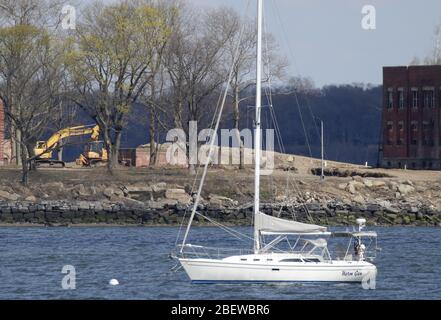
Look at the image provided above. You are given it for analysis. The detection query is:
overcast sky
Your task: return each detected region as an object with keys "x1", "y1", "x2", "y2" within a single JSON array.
[{"x1": 188, "y1": 0, "x2": 441, "y2": 87}]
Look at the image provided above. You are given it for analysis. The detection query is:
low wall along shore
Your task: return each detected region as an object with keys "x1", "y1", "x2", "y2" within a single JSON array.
[
  {"x1": 1, "y1": 166, "x2": 441, "y2": 227},
  {"x1": 0, "y1": 197, "x2": 440, "y2": 227}
]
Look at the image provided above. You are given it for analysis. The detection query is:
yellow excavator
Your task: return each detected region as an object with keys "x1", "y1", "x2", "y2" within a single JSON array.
[
  {"x1": 76, "y1": 140, "x2": 108, "y2": 167},
  {"x1": 33, "y1": 124, "x2": 107, "y2": 167}
]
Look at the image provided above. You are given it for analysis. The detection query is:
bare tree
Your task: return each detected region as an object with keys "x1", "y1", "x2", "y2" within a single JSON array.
[
  {"x1": 425, "y1": 24, "x2": 441, "y2": 65},
  {"x1": 409, "y1": 56, "x2": 421, "y2": 66},
  {"x1": 224, "y1": 10, "x2": 288, "y2": 169},
  {"x1": 281, "y1": 76, "x2": 317, "y2": 94},
  {"x1": 143, "y1": 69, "x2": 171, "y2": 166},
  {"x1": 165, "y1": 6, "x2": 237, "y2": 173},
  {"x1": 0, "y1": 24, "x2": 65, "y2": 184},
  {"x1": 222, "y1": 12, "x2": 255, "y2": 169},
  {"x1": 66, "y1": 0, "x2": 173, "y2": 173},
  {"x1": 0, "y1": 0, "x2": 66, "y2": 166},
  {"x1": 139, "y1": 1, "x2": 178, "y2": 166},
  {"x1": 410, "y1": 23, "x2": 441, "y2": 65},
  {"x1": 0, "y1": 0, "x2": 66, "y2": 27}
]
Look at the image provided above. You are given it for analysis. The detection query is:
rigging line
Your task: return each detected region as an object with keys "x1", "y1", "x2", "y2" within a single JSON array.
[
  {"x1": 261, "y1": 9, "x2": 279, "y2": 181},
  {"x1": 267, "y1": 99, "x2": 282, "y2": 151},
  {"x1": 261, "y1": 9, "x2": 284, "y2": 156},
  {"x1": 174, "y1": 100, "x2": 223, "y2": 246},
  {"x1": 267, "y1": 1, "x2": 313, "y2": 159},
  {"x1": 289, "y1": 179, "x2": 315, "y2": 223},
  {"x1": 263, "y1": 104, "x2": 275, "y2": 203},
  {"x1": 267, "y1": 101, "x2": 314, "y2": 219},
  {"x1": 265, "y1": 87, "x2": 285, "y2": 158},
  {"x1": 289, "y1": 75, "x2": 313, "y2": 158},
  {"x1": 261, "y1": 1, "x2": 317, "y2": 223},
  {"x1": 175, "y1": 0, "x2": 253, "y2": 246},
  {"x1": 180, "y1": 0, "x2": 252, "y2": 250},
  {"x1": 271, "y1": 0, "x2": 328, "y2": 161},
  {"x1": 175, "y1": 3, "x2": 254, "y2": 238},
  {"x1": 261, "y1": 8, "x2": 314, "y2": 224},
  {"x1": 174, "y1": 59, "x2": 228, "y2": 246},
  {"x1": 263, "y1": 18, "x2": 283, "y2": 206},
  {"x1": 195, "y1": 212, "x2": 254, "y2": 243},
  {"x1": 262, "y1": 13, "x2": 313, "y2": 224},
  {"x1": 174, "y1": 141, "x2": 205, "y2": 245},
  {"x1": 174, "y1": 131, "x2": 206, "y2": 244},
  {"x1": 269, "y1": 0, "x2": 321, "y2": 160},
  {"x1": 174, "y1": 172, "x2": 200, "y2": 246},
  {"x1": 261, "y1": 3, "x2": 278, "y2": 219}
]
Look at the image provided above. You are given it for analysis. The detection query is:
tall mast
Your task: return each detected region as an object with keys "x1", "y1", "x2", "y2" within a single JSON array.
[{"x1": 254, "y1": 0, "x2": 263, "y2": 253}]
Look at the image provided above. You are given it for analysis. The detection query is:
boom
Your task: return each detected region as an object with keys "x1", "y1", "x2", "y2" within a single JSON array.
[
  {"x1": 43, "y1": 124, "x2": 100, "y2": 151},
  {"x1": 33, "y1": 124, "x2": 100, "y2": 166}
]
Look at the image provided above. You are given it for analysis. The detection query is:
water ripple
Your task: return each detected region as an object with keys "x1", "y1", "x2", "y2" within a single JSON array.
[{"x1": 0, "y1": 226, "x2": 440, "y2": 299}]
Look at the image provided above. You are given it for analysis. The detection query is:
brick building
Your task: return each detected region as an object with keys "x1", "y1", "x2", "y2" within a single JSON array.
[{"x1": 380, "y1": 65, "x2": 441, "y2": 169}]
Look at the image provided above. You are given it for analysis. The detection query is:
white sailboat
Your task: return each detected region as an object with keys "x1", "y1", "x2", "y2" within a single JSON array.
[{"x1": 174, "y1": 0, "x2": 378, "y2": 284}]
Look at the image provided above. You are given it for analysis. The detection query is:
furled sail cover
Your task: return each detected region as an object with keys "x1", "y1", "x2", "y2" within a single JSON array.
[{"x1": 255, "y1": 212, "x2": 327, "y2": 234}]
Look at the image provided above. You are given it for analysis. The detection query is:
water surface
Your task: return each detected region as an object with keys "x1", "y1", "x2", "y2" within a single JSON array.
[{"x1": 0, "y1": 226, "x2": 439, "y2": 299}]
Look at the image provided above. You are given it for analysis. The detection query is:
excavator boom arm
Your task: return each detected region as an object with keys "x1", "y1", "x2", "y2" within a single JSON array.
[{"x1": 43, "y1": 124, "x2": 100, "y2": 150}]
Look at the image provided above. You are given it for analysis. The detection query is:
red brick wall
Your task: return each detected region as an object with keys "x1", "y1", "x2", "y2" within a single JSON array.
[
  {"x1": 0, "y1": 99, "x2": 4, "y2": 165},
  {"x1": 136, "y1": 148, "x2": 149, "y2": 167},
  {"x1": 135, "y1": 145, "x2": 188, "y2": 167},
  {"x1": 382, "y1": 65, "x2": 441, "y2": 169},
  {"x1": 382, "y1": 67, "x2": 408, "y2": 160}
]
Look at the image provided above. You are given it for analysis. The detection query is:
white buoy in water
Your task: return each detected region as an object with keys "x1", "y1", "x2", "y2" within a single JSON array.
[{"x1": 109, "y1": 279, "x2": 119, "y2": 286}]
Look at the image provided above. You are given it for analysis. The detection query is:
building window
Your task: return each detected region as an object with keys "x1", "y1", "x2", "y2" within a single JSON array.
[
  {"x1": 387, "y1": 122, "x2": 393, "y2": 130},
  {"x1": 387, "y1": 121, "x2": 394, "y2": 145},
  {"x1": 398, "y1": 89, "x2": 405, "y2": 109},
  {"x1": 422, "y1": 122, "x2": 428, "y2": 145},
  {"x1": 439, "y1": 122, "x2": 441, "y2": 145},
  {"x1": 412, "y1": 90, "x2": 418, "y2": 108},
  {"x1": 423, "y1": 90, "x2": 434, "y2": 108},
  {"x1": 422, "y1": 121, "x2": 433, "y2": 145},
  {"x1": 430, "y1": 120, "x2": 435, "y2": 146},
  {"x1": 397, "y1": 121, "x2": 404, "y2": 145},
  {"x1": 411, "y1": 121, "x2": 418, "y2": 145},
  {"x1": 388, "y1": 90, "x2": 394, "y2": 109}
]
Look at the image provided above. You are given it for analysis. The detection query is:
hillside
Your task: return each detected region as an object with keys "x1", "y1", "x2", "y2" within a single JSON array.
[{"x1": 52, "y1": 84, "x2": 383, "y2": 167}]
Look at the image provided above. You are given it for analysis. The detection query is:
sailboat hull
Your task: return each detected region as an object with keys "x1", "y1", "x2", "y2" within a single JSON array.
[{"x1": 179, "y1": 256, "x2": 377, "y2": 284}]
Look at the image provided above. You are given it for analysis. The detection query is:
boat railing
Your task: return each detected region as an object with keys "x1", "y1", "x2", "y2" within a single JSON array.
[
  {"x1": 175, "y1": 244, "x2": 255, "y2": 260},
  {"x1": 173, "y1": 245, "x2": 332, "y2": 262}
]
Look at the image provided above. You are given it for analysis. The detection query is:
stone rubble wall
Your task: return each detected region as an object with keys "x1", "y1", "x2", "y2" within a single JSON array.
[
  {"x1": 1, "y1": 177, "x2": 441, "y2": 226},
  {"x1": 0, "y1": 198, "x2": 440, "y2": 226}
]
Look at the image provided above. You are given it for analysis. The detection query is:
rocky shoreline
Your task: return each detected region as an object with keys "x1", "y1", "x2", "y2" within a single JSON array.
[
  {"x1": 1, "y1": 171, "x2": 441, "y2": 227},
  {"x1": 0, "y1": 197, "x2": 440, "y2": 227}
]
